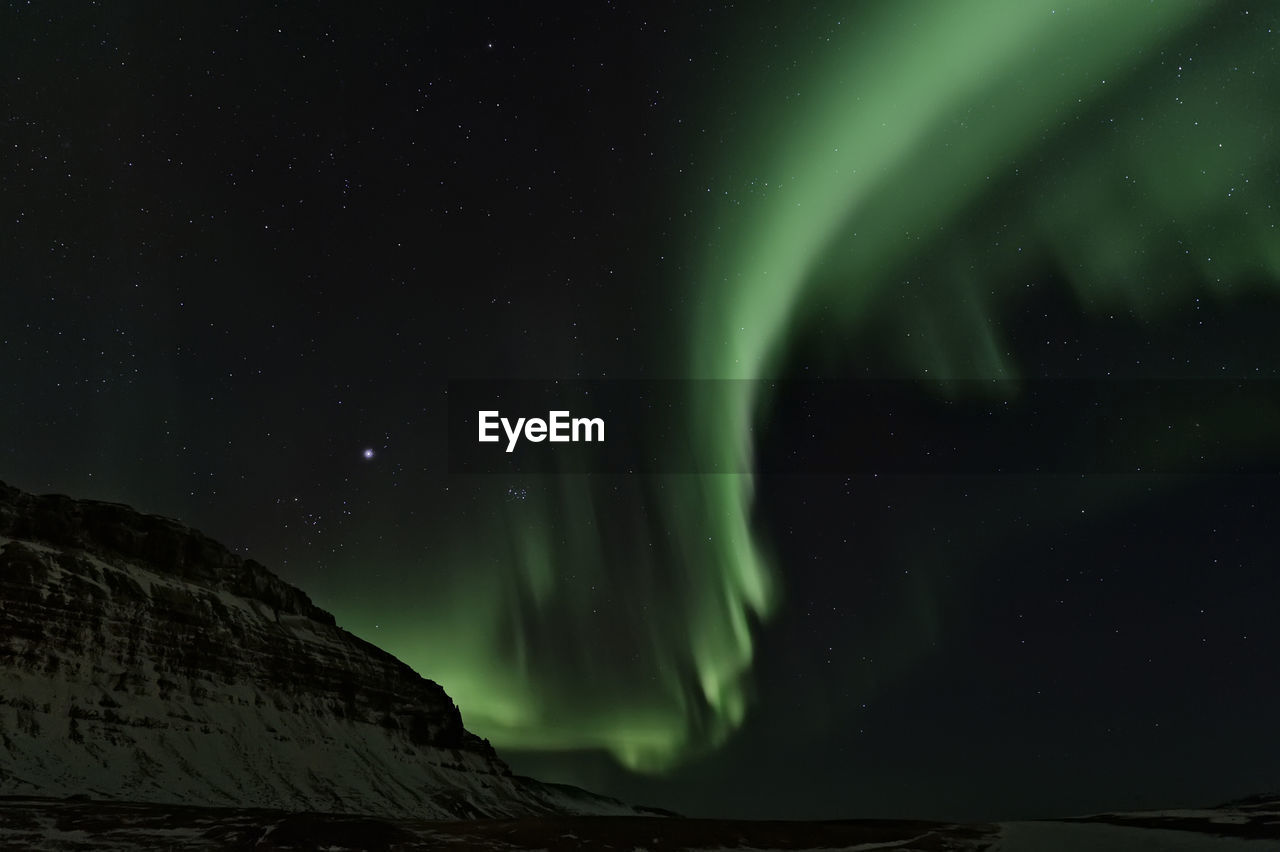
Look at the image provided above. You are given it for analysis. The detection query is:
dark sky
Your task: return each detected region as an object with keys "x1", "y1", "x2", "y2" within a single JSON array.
[{"x1": 3, "y1": 1, "x2": 1278, "y2": 822}]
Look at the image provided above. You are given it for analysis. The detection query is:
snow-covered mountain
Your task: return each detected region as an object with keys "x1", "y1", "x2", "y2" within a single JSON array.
[{"x1": 0, "y1": 480, "x2": 651, "y2": 819}]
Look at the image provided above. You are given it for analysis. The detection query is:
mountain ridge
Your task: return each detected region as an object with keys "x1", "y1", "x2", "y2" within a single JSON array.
[{"x1": 0, "y1": 479, "x2": 649, "y2": 820}]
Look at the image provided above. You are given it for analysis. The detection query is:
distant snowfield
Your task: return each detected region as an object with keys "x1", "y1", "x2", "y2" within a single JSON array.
[
  {"x1": 990, "y1": 821, "x2": 1279, "y2": 851},
  {"x1": 684, "y1": 819, "x2": 1280, "y2": 852}
]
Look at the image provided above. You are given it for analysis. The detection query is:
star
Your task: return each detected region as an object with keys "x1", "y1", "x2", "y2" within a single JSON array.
[{"x1": 362, "y1": 448, "x2": 375, "y2": 460}]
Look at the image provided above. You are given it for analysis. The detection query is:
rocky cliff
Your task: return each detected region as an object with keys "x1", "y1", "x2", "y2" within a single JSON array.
[{"x1": 0, "y1": 480, "x2": 641, "y2": 819}]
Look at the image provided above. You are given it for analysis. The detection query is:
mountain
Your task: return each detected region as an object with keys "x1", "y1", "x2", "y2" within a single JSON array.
[{"x1": 0, "y1": 480, "x2": 651, "y2": 820}]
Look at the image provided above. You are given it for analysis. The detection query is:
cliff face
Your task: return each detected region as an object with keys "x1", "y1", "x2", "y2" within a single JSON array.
[{"x1": 0, "y1": 481, "x2": 634, "y2": 819}]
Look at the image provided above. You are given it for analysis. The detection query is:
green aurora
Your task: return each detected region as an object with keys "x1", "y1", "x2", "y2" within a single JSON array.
[{"x1": 386, "y1": 1, "x2": 1279, "y2": 772}]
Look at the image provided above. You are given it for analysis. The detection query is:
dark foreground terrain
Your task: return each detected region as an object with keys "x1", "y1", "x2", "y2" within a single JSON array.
[
  {"x1": 0, "y1": 795, "x2": 994, "y2": 851},
  {"x1": 1, "y1": 794, "x2": 1278, "y2": 851}
]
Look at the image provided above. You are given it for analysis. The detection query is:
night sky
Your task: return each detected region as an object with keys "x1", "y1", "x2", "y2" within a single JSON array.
[{"x1": 4, "y1": 0, "x2": 1279, "y2": 822}]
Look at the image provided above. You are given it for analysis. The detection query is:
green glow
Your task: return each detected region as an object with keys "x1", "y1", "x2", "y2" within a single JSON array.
[{"x1": 383, "y1": 1, "x2": 1278, "y2": 772}]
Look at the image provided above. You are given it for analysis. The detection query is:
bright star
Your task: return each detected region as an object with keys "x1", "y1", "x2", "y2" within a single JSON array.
[{"x1": 362, "y1": 448, "x2": 375, "y2": 460}]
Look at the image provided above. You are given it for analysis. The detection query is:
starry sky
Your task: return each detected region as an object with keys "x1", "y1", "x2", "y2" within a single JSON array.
[{"x1": 3, "y1": 0, "x2": 1279, "y2": 822}]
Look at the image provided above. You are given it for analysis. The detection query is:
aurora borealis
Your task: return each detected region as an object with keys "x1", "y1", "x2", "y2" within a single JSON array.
[{"x1": 4, "y1": 0, "x2": 1280, "y2": 820}]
